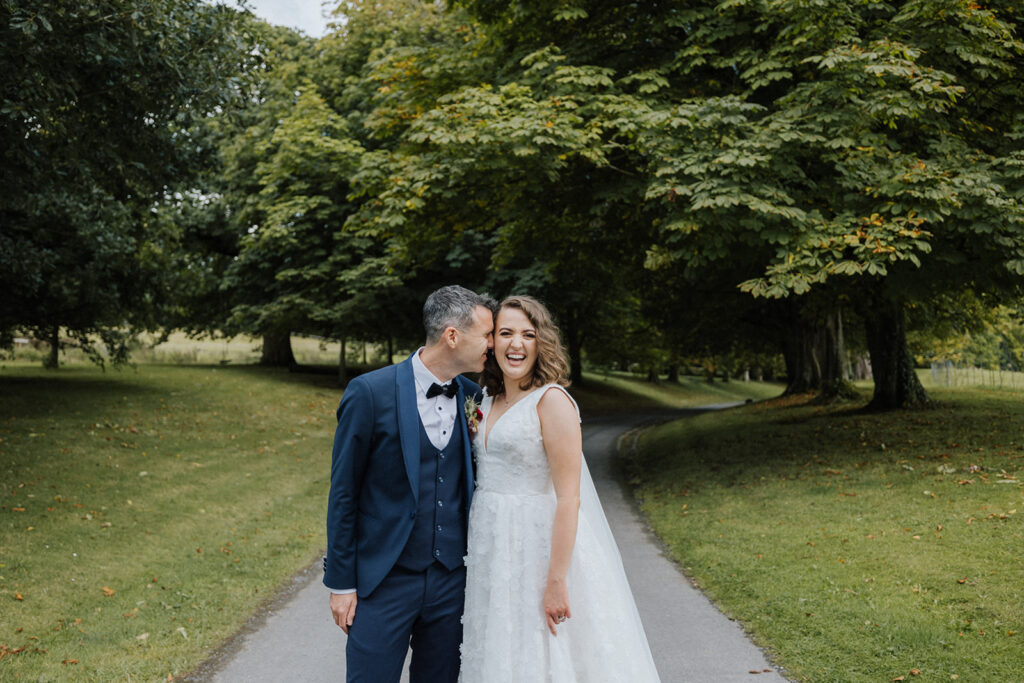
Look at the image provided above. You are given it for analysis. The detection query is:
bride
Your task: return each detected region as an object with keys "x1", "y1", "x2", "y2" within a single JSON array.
[{"x1": 460, "y1": 295, "x2": 660, "y2": 682}]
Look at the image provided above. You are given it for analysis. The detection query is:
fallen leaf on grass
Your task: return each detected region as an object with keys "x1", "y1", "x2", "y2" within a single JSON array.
[
  {"x1": 137, "y1": 633, "x2": 149, "y2": 641},
  {"x1": 12, "y1": 507, "x2": 25, "y2": 512},
  {"x1": 910, "y1": 669, "x2": 922, "y2": 676},
  {"x1": 62, "y1": 659, "x2": 79, "y2": 665},
  {"x1": 957, "y1": 577, "x2": 968, "y2": 584},
  {"x1": 102, "y1": 586, "x2": 115, "y2": 597},
  {"x1": 15, "y1": 593, "x2": 23, "y2": 600},
  {"x1": 893, "y1": 677, "x2": 904, "y2": 681}
]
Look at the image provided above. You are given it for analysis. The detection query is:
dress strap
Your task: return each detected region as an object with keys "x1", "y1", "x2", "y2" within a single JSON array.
[{"x1": 535, "y1": 383, "x2": 581, "y2": 423}]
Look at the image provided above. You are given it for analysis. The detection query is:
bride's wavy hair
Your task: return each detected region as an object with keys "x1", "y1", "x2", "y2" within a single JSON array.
[{"x1": 481, "y1": 295, "x2": 571, "y2": 396}]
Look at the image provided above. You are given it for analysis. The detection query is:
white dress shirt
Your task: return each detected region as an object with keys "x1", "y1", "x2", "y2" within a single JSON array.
[
  {"x1": 411, "y1": 348, "x2": 459, "y2": 451},
  {"x1": 329, "y1": 350, "x2": 458, "y2": 594}
]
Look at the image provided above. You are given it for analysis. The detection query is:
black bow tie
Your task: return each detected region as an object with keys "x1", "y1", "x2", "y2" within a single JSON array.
[{"x1": 426, "y1": 382, "x2": 458, "y2": 399}]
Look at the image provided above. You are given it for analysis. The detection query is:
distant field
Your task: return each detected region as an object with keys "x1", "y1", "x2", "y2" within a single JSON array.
[{"x1": 5, "y1": 332, "x2": 391, "y2": 368}]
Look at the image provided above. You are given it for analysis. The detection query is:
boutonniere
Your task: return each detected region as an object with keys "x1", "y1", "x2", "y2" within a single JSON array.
[{"x1": 465, "y1": 396, "x2": 483, "y2": 440}]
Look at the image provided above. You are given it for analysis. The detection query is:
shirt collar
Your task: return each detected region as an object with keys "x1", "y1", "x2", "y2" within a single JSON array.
[{"x1": 411, "y1": 348, "x2": 450, "y2": 396}]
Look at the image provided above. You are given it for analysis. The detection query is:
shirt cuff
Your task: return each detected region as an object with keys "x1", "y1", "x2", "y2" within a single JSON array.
[{"x1": 329, "y1": 587, "x2": 357, "y2": 595}]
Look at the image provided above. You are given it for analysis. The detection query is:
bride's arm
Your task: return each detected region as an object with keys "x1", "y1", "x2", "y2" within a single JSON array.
[{"x1": 538, "y1": 388, "x2": 582, "y2": 636}]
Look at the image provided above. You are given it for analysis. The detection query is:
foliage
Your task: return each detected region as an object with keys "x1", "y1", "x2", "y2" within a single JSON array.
[
  {"x1": 0, "y1": 0, "x2": 260, "y2": 364},
  {"x1": 910, "y1": 302, "x2": 1024, "y2": 369}
]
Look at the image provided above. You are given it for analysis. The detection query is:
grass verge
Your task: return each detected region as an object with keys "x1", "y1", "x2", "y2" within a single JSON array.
[
  {"x1": 630, "y1": 387, "x2": 1024, "y2": 682},
  {"x1": 0, "y1": 365, "x2": 339, "y2": 681},
  {"x1": 574, "y1": 371, "x2": 782, "y2": 416}
]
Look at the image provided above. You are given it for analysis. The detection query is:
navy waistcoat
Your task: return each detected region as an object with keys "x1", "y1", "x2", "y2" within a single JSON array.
[{"x1": 395, "y1": 413, "x2": 468, "y2": 572}]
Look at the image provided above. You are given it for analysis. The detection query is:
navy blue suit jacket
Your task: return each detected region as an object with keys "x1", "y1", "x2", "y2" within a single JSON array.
[{"x1": 324, "y1": 353, "x2": 481, "y2": 597}]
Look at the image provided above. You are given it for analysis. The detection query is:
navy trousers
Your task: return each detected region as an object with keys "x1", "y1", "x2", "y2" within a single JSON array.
[{"x1": 345, "y1": 563, "x2": 466, "y2": 683}]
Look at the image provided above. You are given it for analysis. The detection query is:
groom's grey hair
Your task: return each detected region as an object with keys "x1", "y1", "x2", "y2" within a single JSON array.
[{"x1": 423, "y1": 285, "x2": 495, "y2": 344}]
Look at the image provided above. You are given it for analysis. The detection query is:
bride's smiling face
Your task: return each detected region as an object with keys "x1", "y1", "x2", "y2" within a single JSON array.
[{"x1": 494, "y1": 307, "x2": 537, "y2": 386}]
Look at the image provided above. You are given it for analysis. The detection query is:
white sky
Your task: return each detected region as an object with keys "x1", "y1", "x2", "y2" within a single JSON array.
[{"x1": 240, "y1": 0, "x2": 334, "y2": 37}]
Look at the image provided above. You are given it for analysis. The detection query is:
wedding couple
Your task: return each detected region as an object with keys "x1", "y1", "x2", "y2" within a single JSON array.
[{"x1": 324, "y1": 285, "x2": 660, "y2": 682}]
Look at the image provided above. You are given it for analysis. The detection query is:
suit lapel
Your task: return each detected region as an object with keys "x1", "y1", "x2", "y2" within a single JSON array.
[
  {"x1": 395, "y1": 355, "x2": 420, "y2": 504},
  {"x1": 455, "y1": 379, "x2": 475, "y2": 508}
]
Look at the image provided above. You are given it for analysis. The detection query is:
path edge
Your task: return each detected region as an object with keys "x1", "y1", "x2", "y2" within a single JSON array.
[
  {"x1": 182, "y1": 555, "x2": 324, "y2": 681},
  {"x1": 611, "y1": 404, "x2": 791, "y2": 681}
]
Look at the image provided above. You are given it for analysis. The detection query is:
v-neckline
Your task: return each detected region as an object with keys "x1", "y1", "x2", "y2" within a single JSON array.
[{"x1": 483, "y1": 387, "x2": 540, "y2": 453}]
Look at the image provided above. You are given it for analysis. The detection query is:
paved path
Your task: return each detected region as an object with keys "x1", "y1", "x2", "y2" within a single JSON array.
[{"x1": 193, "y1": 408, "x2": 789, "y2": 682}]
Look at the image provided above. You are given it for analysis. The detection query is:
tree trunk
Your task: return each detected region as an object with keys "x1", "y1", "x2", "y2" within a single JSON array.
[
  {"x1": 386, "y1": 336, "x2": 393, "y2": 365},
  {"x1": 667, "y1": 363, "x2": 680, "y2": 383},
  {"x1": 260, "y1": 330, "x2": 295, "y2": 367},
  {"x1": 781, "y1": 315, "x2": 816, "y2": 394},
  {"x1": 566, "y1": 314, "x2": 583, "y2": 386},
  {"x1": 44, "y1": 325, "x2": 59, "y2": 369},
  {"x1": 863, "y1": 300, "x2": 928, "y2": 410},
  {"x1": 338, "y1": 337, "x2": 347, "y2": 386},
  {"x1": 782, "y1": 304, "x2": 850, "y2": 396}
]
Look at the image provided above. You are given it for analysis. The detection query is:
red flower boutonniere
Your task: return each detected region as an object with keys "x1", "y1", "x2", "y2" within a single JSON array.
[{"x1": 465, "y1": 396, "x2": 483, "y2": 440}]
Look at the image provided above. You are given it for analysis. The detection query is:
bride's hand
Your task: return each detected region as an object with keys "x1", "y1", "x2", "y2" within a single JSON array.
[{"x1": 544, "y1": 578, "x2": 571, "y2": 635}]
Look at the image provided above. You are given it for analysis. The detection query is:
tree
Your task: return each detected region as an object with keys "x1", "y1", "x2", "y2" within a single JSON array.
[
  {"x1": 633, "y1": 0, "x2": 1024, "y2": 408},
  {"x1": 0, "y1": 0, "x2": 258, "y2": 366}
]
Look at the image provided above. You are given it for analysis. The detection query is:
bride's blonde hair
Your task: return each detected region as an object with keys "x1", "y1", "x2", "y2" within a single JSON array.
[{"x1": 481, "y1": 295, "x2": 571, "y2": 396}]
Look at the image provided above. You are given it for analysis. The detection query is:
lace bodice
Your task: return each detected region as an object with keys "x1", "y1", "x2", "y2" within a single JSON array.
[{"x1": 473, "y1": 384, "x2": 577, "y2": 496}]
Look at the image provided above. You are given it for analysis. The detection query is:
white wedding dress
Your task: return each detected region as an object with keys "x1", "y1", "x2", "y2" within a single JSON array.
[{"x1": 460, "y1": 384, "x2": 661, "y2": 682}]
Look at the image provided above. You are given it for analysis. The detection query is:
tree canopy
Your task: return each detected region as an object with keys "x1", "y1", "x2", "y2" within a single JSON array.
[
  {"x1": 5, "y1": 0, "x2": 1024, "y2": 410},
  {"x1": 0, "y1": 0, "x2": 259, "y2": 365}
]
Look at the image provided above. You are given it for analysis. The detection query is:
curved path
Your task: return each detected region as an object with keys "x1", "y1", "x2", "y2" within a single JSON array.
[{"x1": 193, "y1": 409, "x2": 789, "y2": 682}]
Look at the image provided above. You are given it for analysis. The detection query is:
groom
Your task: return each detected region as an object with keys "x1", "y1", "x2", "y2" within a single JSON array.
[{"x1": 325, "y1": 285, "x2": 494, "y2": 682}]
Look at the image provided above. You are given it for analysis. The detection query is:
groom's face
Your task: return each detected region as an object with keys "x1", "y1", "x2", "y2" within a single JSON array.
[{"x1": 454, "y1": 305, "x2": 495, "y2": 373}]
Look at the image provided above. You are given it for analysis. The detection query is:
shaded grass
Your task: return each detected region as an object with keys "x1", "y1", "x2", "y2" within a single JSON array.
[
  {"x1": 574, "y1": 371, "x2": 783, "y2": 416},
  {"x1": 0, "y1": 365, "x2": 340, "y2": 680},
  {"x1": 631, "y1": 388, "x2": 1024, "y2": 682}
]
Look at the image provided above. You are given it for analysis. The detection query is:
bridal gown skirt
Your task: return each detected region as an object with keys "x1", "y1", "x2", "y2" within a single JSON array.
[{"x1": 459, "y1": 385, "x2": 660, "y2": 682}]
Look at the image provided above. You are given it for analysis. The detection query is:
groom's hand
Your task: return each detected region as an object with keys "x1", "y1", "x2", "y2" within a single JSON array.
[{"x1": 329, "y1": 593, "x2": 358, "y2": 634}]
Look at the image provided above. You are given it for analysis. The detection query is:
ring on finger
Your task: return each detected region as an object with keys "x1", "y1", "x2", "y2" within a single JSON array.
[{"x1": 557, "y1": 615, "x2": 567, "y2": 623}]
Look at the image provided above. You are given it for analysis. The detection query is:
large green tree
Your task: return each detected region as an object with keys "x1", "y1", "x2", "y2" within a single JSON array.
[
  {"x1": 0, "y1": 0, "x2": 258, "y2": 366},
  {"x1": 635, "y1": 0, "x2": 1024, "y2": 408}
]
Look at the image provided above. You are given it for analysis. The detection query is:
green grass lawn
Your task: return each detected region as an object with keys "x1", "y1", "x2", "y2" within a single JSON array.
[
  {"x1": 0, "y1": 364, "x2": 340, "y2": 681},
  {"x1": 631, "y1": 387, "x2": 1024, "y2": 682},
  {"x1": 0, "y1": 361, "x2": 773, "y2": 680}
]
